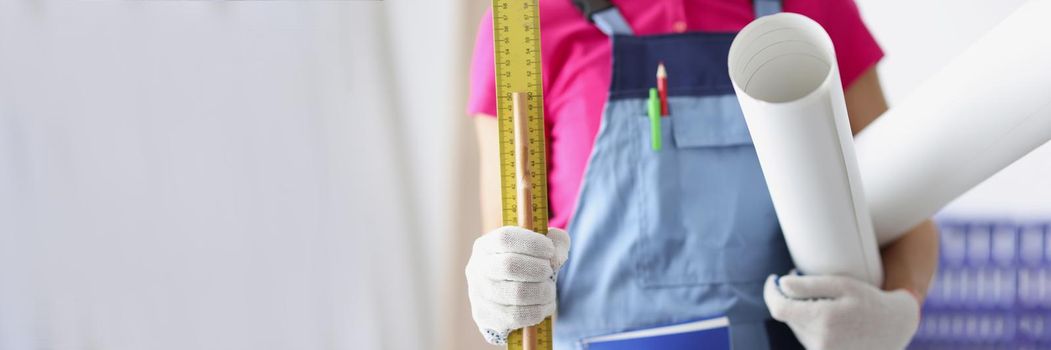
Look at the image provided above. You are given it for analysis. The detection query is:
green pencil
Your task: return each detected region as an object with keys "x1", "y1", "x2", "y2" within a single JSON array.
[{"x1": 648, "y1": 88, "x2": 662, "y2": 151}]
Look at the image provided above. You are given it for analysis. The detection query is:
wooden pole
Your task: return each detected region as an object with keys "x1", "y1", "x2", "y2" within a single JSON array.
[{"x1": 512, "y1": 92, "x2": 538, "y2": 350}]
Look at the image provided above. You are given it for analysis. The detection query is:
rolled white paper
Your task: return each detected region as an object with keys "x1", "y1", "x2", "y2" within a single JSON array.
[
  {"x1": 727, "y1": 13, "x2": 884, "y2": 286},
  {"x1": 856, "y1": 0, "x2": 1051, "y2": 245}
]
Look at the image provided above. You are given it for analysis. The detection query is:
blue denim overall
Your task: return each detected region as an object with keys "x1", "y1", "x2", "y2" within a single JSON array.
[{"x1": 556, "y1": 1, "x2": 800, "y2": 349}]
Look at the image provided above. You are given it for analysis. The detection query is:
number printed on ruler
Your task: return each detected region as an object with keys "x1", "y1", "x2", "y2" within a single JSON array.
[{"x1": 492, "y1": 0, "x2": 552, "y2": 349}]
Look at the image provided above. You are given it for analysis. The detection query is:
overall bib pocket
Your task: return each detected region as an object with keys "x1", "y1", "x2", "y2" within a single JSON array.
[{"x1": 634, "y1": 96, "x2": 784, "y2": 288}]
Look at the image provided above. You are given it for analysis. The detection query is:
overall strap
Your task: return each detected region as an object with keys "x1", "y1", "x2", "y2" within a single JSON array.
[
  {"x1": 573, "y1": 0, "x2": 633, "y2": 36},
  {"x1": 754, "y1": 0, "x2": 782, "y2": 18},
  {"x1": 574, "y1": 0, "x2": 783, "y2": 37},
  {"x1": 593, "y1": 8, "x2": 634, "y2": 36}
]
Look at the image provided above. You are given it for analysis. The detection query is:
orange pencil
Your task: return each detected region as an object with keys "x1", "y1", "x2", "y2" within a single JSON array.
[{"x1": 657, "y1": 62, "x2": 668, "y2": 116}]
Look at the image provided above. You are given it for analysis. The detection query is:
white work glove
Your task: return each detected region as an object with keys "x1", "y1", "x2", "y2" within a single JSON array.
[
  {"x1": 465, "y1": 226, "x2": 570, "y2": 345},
  {"x1": 764, "y1": 272, "x2": 921, "y2": 350}
]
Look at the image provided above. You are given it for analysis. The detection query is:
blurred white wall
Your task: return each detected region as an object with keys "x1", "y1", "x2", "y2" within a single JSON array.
[
  {"x1": 855, "y1": 0, "x2": 1051, "y2": 218},
  {"x1": 0, "y1": 1, "x2": 489, "y2": 349}
]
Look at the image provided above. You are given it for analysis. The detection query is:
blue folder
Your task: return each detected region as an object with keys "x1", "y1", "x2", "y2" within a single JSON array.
[{"x1": 582, "y1": 317, "x2": 731, "y2": 350}]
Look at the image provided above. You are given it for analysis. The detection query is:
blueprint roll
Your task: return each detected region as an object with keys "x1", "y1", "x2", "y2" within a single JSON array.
[
  {"x1": 727, "y1": 13, "x2": 883, "y2": 286},
  {"x1": 856, "y1": 0, "x2": 1051, "y2": 245}
]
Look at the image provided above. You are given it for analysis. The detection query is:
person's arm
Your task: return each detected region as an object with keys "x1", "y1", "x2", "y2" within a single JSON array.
[
  {"x1": 474, "y1": 115, "x2": 503, "y2": 232},
  {"x1": 844, "y1": 67, "x2": 940, "y2": 301}
]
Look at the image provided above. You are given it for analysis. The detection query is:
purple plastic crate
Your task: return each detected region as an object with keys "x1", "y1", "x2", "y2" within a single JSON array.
[{"x1": 909, "y1": 219, "x2": 1051, "y2": 348}]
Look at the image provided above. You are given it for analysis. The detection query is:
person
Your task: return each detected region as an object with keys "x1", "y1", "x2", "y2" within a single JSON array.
[{"x1": 464, "y1": 0, "x2": 939, "y2": 349}]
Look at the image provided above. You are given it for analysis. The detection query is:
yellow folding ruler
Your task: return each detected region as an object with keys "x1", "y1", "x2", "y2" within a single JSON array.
[{"x1": 491, "y1": 0, "x2": 552, "y2": 349}]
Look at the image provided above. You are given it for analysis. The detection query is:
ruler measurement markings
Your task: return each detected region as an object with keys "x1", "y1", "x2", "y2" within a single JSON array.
[{"x1": 492, "y1": 0, "x2": 552, "y2": 349}]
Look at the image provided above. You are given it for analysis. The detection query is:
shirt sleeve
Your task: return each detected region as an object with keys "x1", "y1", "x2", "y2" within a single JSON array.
[
  {"x1": 467, "y1": 8, "x2": 498, "y2": 118},
  {"x1": 808, "y1": 0, "x2": 884, "y2": 89}
]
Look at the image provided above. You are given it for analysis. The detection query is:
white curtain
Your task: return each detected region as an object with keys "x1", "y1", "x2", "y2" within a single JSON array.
[{"x1": 0, "y1": 1, "x2": 489, "y2": 349}]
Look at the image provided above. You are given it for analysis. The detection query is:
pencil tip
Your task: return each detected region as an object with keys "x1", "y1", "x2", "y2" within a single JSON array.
[{"x1": 657, "y1": 62, "x2": 666, "y2": 77}]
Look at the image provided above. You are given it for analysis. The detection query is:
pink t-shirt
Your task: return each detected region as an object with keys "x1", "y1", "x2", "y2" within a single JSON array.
[{"x1": 468, "y1": 0, "x2": 884, "y2": 229}]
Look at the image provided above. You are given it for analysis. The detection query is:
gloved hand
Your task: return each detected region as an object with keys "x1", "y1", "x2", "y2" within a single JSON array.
[
  {"x1": 764, "y1": 272, "x2": 921, "y2": 350},
  {"x1": 465, "y1": 226, "x2": 570, "y2": 345}
]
